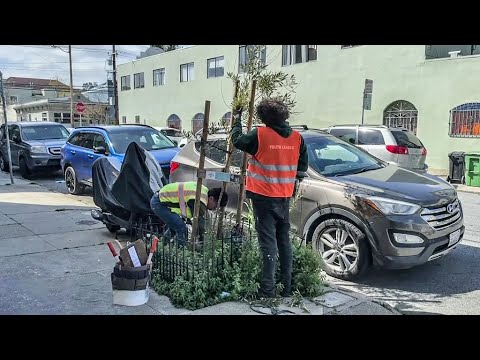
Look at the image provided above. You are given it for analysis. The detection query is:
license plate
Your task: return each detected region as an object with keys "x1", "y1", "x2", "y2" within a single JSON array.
[{"x1": 448, "y1": 229, "x2": 461, "y2": 247}]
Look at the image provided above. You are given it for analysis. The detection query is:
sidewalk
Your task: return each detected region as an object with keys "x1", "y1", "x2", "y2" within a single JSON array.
[{"x1": 0, "y1": 172, "x2": 399, "y2": 315}]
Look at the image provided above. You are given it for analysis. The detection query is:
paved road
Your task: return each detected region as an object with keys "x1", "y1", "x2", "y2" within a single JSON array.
[{"x1": 13, "y1": 170, "x2": 480, "y2": 314}]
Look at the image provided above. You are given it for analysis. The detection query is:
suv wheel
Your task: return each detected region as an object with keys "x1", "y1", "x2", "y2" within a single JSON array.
[
  {"x1": 309, "y1": 218, "x2": 370, "y2": 280},
  {"x1": 19, "y1": 157, "x2": 32, "y2": 179},
  {"x1": 65, "y1": 166, "x2": 85, "y2": 195},
  {"x1": 0, "y1": 154, "x2": 9, "y2": 172}
]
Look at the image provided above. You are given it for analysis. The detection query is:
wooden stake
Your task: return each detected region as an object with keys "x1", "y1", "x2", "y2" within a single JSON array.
[
  {"x1": 235, "y1": 80, "x2": 257, "y2": 225},
  {"x1": 215, "y1": 80, "x2": 239, "y2": 239},
  {"x1": 191, "y1": 100, "x2": 211, "y2": 248}
]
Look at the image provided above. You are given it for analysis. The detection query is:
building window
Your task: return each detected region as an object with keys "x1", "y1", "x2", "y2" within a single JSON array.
[
  {"x1": 54, "y1": 113, "x2": 62, "y2": 123},
  {"x1": 239, "y1": 45, "x2": 266, "y2": 73},
  {"x1": 383, "y1": 100, "x2": 418, "y2": 135},
  {"x1": 153, "y1": 68, "x2": 165, "y2": 86},
  {"x1": 122, "y1": 116, "x2": 127, "y2": 124},
  {"x1": 62, "y1": 113, "x2": 71, "y2": 124},
  {"x1": 42, "y1": 112, "x2": 47, "y2": 121},
  {"x1": 192, "y1": 113, "x2": 204, "y2": 134},
  {"x1": 282, "y1": 45, "x2": 317, "y2": 66},
  {"x1": 180, "y1": 62, "x2": 194, "y2": 82},
  {"x1": 207, "y1": 56, "x2": 225, "y2": 78},
  {"x1": 9, "y1": 96, "x2": 17, "y2": 104},
  {"x1": 135, "y1": 115, "x2": 141, "y2": 124},
  {"x1": 449, "y1": 103, "x2": 480, "y2": 137},
  {"x1": 121, "y1": 75, "x2": 131, "y2": 91},
  {"x1": 134, "y1": 73, "x2": 145, "y2": 89},
  {"x1": 167, "y1": 114, "x2": 181, "y2": 130}
]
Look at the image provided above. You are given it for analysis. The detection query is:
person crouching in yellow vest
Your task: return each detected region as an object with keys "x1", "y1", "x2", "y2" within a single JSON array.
[{"x1": 150, "y1": 181, "x2": 229, "y2": 245}]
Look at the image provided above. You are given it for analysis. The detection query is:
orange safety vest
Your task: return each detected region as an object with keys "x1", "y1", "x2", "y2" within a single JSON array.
[{"x1": 246, "y1": 127, "x2": 301, "y2": 198}]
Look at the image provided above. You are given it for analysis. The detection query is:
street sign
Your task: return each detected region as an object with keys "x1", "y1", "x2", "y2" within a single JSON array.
[
  {"x1": 364, "y1": 79, "x2": 373, "y2": 94},
  {"x1": 363, "y1": 93, "x2": 372, "y2": 110},
  {"x1": 75, "y1": 102, "x2": 86, "y2": 113},
  {"x1": 197, "y1": 169, "x2": 241, "y2": 183}
]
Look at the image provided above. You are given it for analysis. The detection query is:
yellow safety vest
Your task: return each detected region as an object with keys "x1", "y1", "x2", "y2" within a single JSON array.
[{"x1": 159, "y1": 181, "x2": 208, "y2": 219}]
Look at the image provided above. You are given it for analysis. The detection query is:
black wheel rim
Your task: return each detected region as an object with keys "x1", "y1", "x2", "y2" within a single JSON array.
[{"x1": 65, "y1": 169, "x2": 75, "y2": 192}]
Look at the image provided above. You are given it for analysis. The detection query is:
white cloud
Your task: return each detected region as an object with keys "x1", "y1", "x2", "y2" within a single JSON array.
[{"x1": 0, "y1": 45, "x2": 150, "y2": 88}]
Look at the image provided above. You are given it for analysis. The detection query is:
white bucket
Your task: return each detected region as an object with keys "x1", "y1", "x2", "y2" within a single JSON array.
[{"x1": 113, "y1": 286, "x2": 150, "y2": 306}]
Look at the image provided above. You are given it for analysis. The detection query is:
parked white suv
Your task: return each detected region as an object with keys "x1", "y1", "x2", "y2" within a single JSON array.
[{"x1": 326, "y1": 125, "x2": 428, "y2": 172}]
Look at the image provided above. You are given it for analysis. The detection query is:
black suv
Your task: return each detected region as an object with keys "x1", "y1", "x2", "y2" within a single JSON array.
[{"x1": 0, "y1": 122, "x2": 70, "y2": 179}]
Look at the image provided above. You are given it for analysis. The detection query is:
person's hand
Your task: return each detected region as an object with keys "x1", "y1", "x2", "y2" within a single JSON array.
[{"x1": 233, "y1": 107, "x2": 243, "y2": 121}]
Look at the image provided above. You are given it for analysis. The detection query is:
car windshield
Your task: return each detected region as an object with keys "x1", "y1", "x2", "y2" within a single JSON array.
[
  {"x1": 305, "y1": 134, "x2": 384, "y2": 177},
  {"x1": 162, "y1": 129, "x2": 183, "y2": 137},
  {"x1": 109, "y1": 128, "x2": 176, "y2": 153},
  {"x1": 21, "y1": 125, "x2": 70, "y2": 140}
]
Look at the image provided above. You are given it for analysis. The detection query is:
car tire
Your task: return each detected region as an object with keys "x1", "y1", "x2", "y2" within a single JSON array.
[
  {"x1": 0, "y1": 153, "x2": 9, "y2": 172},
  {"x1": 19, "y1": 157, "x2": 33, "y2": 179},
  {"x1": 106, "y1": 224, "x2": 121, "y2": 233},
  {"x1": 308, "y1": 218, "x2": 371, "y2": 280},
  {"x1": 64, "y1": 166, "x2": 85, "y2": 195}
]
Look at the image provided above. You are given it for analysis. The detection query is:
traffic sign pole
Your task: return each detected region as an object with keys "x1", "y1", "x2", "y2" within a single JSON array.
[{"x1": 0, "y1": 71, "x2": 14, "y2": 185}]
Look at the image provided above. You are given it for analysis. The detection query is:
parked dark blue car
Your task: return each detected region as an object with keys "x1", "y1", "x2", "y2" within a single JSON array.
[{"x1": 60, "y1": 125, "x2": 180, "y2": 194}]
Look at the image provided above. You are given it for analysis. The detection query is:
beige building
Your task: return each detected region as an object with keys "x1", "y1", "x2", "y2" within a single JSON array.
[{"x1": 117, "y1": 45, "x2": 480, "y2": 173}]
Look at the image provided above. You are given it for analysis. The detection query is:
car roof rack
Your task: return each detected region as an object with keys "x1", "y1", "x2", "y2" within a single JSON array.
[
  {"x1": 290, "y1": 125, "x2": 309, "y2": 130},
  {"x1": 329, "y1": 124, "x2": 388, "y2": 128}
]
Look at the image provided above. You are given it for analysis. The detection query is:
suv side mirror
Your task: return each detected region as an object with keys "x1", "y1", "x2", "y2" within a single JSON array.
[{"x1": 94, "y1": 146, "x2": 107, "y2": 155}]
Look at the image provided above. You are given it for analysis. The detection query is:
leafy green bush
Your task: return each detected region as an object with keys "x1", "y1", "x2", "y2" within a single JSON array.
[{"x1": 151, "y1": 233, "x2": 326, "y2": 310}]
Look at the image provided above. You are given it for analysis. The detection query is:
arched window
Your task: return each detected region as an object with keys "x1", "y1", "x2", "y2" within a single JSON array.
[
  {"x1": 383, "y1": 100, "x2": 418, "y2": 134},
  {"x1": 221, "y1": 112, "x2": 232, "y2": 126},
  {"x1": 167, "y1": 114, "x2": 181, "y2": 130},
  {"x1": 192, "y1": 113, "x2": 204, "y2": 134},
  {"x1": 449, "y1": 103, "x2": 480, "y2": 137}
]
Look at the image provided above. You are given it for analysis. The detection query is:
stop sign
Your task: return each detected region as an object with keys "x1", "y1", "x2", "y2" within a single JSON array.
[{"x1": 75, "y1": 102, "x2": 86, "y2": 113}]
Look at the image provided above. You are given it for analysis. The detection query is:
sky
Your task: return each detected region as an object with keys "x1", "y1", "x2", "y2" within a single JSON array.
[{"x1": 0, "y1": 45, "x2": 151, "y2": 88}]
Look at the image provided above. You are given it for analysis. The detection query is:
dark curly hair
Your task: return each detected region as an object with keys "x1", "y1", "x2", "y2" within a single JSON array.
[
  {"x1": 256, "y1": 97, "x2": 290, "y2": 126},
  {"x1": 208, "y1": 188, "x2": 229, "y2": 207}
]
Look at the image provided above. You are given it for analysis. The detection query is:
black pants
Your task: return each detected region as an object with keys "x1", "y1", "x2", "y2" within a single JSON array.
[{"x1": 251, "y1": 197, "x2": 292, "y2": 297}]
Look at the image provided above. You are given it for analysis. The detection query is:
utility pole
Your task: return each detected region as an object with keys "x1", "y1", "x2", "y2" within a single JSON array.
[
  {"x1": 0, "y1": 71, "x2": 15, "y2": 185},
  {"x1": 112, "y1": 45, "x2": 119, "y2": 125},
  {"x1": 68, "y1": 45, "x2": 74, "y2": 129},
  {"x1": 52, "y1": 45, "x2": 74, "y2": 128}
]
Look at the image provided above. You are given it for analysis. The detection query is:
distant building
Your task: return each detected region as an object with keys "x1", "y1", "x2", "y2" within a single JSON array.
[{"x1": 1, "y1": 77, "x2": 72, "y2": 123}]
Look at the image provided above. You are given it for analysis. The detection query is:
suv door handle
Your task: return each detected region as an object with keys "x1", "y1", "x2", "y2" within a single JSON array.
[
  {"x1": 70, "y1": 150, "x2": 76, "y2": 155},
  {"x1": 87, "y1": 154, "x2": 94, "y2": 159}
]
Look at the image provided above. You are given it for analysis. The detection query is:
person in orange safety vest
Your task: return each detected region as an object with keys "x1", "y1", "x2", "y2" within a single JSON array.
[{"x1": 230, "y1": 98, "x2": 308, "y2": 298}]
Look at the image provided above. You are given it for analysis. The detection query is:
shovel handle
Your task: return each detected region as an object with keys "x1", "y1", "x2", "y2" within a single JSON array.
[
  {"x1": 107, "y1": 242, "x2": 118, "y2": 257},
  {"x1": 150, "y1": 237, "x2": 159, "y2": 254}
]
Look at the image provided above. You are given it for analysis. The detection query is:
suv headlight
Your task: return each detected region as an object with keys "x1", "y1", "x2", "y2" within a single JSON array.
[
  {"x1": 30, "y1": 145, "x2": 48, "y2": 154},
  {"x1": 363, "y1": 196, "x2": 421, "y2": 215}
]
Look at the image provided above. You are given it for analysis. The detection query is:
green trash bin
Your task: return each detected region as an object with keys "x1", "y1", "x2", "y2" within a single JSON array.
[{"x1": 465, "y1": 153, "x2": 480, "y2": 187}]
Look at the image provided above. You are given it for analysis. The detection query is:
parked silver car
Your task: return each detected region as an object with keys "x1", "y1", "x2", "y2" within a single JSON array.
[
  {"x1": 154, "y1": 127, "x2": 187, "y2": 148},
  {"x1": 326, "y1": 125, "x2": 428, "y2": 172},
  {"x1": 169, "y1": 127, "x2": 463, "y2": 280}
]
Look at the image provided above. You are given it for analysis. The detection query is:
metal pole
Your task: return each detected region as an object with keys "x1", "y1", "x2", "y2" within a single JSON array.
[
  {"x1": 112, "y1": 45, "x2": 119, "y2": 125},
  {"x1": 0, "y1": 72, "x2": 15, "y2": 185},
  {"x1": 79, "y1": 113, "x2": 82, "y2": 127},
  {"x1": 361, "y1": 92, "x2": 365, "y2": 125},
  {"x1": 236, "y1": 80, "x2": 257, "y2": 225},
  {"x1": 68, "y1": 45, "x2": 74, "y2": 129}
]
